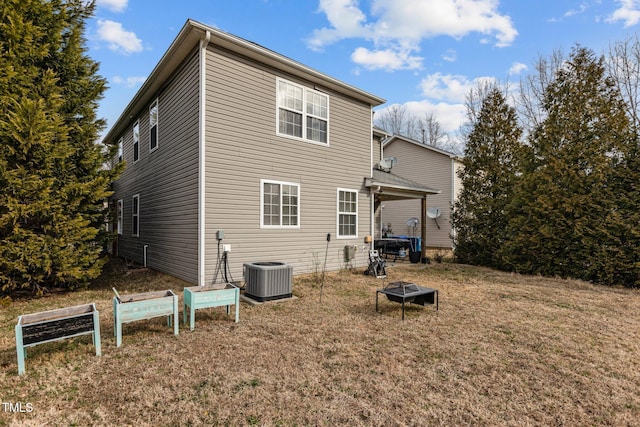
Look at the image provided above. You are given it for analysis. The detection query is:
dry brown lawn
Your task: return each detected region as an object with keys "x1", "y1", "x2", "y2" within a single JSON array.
[{"x1": 1, "y1": 260, "x2": 640, "y2": 426}]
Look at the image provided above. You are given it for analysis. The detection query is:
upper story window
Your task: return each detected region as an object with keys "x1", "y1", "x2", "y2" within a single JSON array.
[
  {"x1": 277, "y1": 78, "x2": 328, "y2": 145},
  {"x1": 133, "y1": 120, "x2": 140, "y2": 163},
  {"x1": 261, "y1": 179, "x2": 300, "y2": 229},
  {"x1": 337, "y1": 189, "x2": 358, "y2": 238},
  {"x1": 117, "y1": 137, "x2": 123, "y2": 163},
  {"x1": 149, "y1": 99, "x2": 158, "y2": 152}
]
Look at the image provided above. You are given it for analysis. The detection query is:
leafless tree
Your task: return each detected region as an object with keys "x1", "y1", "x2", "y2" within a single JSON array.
[
  {"x1": 374, "y1": 104, "x2": 409, "y2": 136},
  {"x1": 607, "y1": 35, "x2": 640, "y2": 132},
  {"x1": 459, "y1": 79, "x2": 502, "y2": 140},
  {"x1": 416, "y1": 112, "x2": 447, "y2": 146},
  {"x1": 375, "y1": 105, "x2": 459, "y2": 152},
  {"x1": 517, "y1": 48, "x2": 566, "y2": 131}
]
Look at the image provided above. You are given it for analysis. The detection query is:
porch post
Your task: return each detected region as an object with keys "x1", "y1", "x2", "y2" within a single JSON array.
[{"x1": 421, "y1": 195, "x2": 428, "y2": 263}]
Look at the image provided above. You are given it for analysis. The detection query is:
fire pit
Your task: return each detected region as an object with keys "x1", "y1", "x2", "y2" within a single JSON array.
[{"x1": 376, "y1": 281, "x2": 438, "y2": 320}]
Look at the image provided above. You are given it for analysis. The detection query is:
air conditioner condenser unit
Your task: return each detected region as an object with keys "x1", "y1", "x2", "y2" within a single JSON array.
[{"x1": 243, "y1": 262, "x2": 293, "y2": 302}]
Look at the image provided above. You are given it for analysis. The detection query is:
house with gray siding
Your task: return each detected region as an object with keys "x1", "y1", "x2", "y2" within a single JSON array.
[
  {"x1": 106, "y1": 20, "x2": 439, "y2": 285},
  {"x1": 380, "y1": 135, "x2": 463, "y2": 251}
]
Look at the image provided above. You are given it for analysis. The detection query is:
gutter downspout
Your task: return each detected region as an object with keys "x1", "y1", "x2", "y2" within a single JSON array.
[
  {"x1": 369, "y1": 112, "x2": 375, "y2": 250},
  {"x1": 198, "y1": 30, "x2": 211, "y2": 286}
]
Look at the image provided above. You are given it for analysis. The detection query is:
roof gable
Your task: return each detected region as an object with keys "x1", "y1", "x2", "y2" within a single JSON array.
[
  {"x1": 383, "y1": 135, "x2": 461, "y2": 160},
  {"x1": 104, "y1": 19, "x2": 386, "y2": 144}
]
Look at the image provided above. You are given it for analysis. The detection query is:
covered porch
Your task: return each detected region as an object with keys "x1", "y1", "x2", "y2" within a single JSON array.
[{"x1": 365, "y1": 169, "x2": 441, "y2": 263}]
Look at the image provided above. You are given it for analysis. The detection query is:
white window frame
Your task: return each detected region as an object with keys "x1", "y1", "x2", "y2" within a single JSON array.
[
  {"x1": 133, "y1": 120, "x2": 140, "y2": 163},
  {"x1": 276, "y1": 77, "x2": 329, "y2": 146},
  {"x1": 149, "y1": 99, "x2": 158, "y2": 152},
  {"x1": 337, "y1": 188, "x2": 358, "y2": 239},
  {"x1": 260, "y1": 179, "x2": 300, "y2": 229},
  {"x1": 117, "y1": 137, "x2": 123, "y2": 163},
  {"x1": 117, "y1": 199, "x2": 123, "y2": 235},
  {"x1": 132, "y1": 194, "x2": 139, "y2": 237}
]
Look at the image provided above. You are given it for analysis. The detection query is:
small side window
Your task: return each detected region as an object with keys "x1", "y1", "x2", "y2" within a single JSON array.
[
  {"x1": 132, "y1": 194, "x2": 139, "y2": 237},
  {"x1": 149, "y1": 99, "x2": 158, "y2": 152},
  {"x1": 117, "y1": 199, "x2": 123, "y2": 235},
  {"x1": 133, "y1": 121, "x2": 140, "y2": 162}
]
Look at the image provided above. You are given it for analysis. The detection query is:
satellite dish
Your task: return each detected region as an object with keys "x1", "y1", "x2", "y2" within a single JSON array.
[
  {"x1": 427, "y1": 208, "x2": 441, "y2": 219},
  {"x1": 406, "y1": 217, "x2": 419, "y2": 237},
  {"x1": 406, "y1": 217, "x2": 419, "y2": 227},
  {"x1": 378, "y1": 157, "x2": 397, "y2": 170},
  {"x1": 427, "y1": 208, "x2": 441, "y2": 229}
]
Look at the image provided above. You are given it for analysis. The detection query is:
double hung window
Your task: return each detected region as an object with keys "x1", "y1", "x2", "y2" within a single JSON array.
[
  {"x1": 261, "y1": 180, "x2": 300, "y2": 228},
  {"x1": 337, "y1": 189, "x2": 358, "y2": 238},
  {"x1": 277, "y1": 78, "x2": 328, "y2": 144}
]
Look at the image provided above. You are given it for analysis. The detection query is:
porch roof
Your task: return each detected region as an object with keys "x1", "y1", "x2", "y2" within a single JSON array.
[{"x1": 365, "y1": 169, "x2": 441, "y2": 201}]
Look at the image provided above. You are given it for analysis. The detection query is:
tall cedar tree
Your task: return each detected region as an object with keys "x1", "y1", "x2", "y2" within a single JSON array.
[
  {"x1": 452, "y1": 88, "x2": 523, "y2": 269},
  {"x1": 502, "y1": 46, "x2": 634, "y2": 284},
  {"x1": 608, "y1": 141, "x2": 640, "y2": 287},
  {"x1": 0, "y1": 0, "x2": 121, "y2": 295}
]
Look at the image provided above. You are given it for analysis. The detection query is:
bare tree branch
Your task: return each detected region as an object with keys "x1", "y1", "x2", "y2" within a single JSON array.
[{"x1": 607, "y1": 35, "x2": 640, "y2": 132}]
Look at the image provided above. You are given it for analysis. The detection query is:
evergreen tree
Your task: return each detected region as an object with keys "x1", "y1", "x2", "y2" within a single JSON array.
[
  {"x1": 605, "y1": 133, "x2": 640, "y2": 287},
  {"x1": 452, "y1": 88, "x2": 523, "y2": 268},
  {"x1": 503, "y1": 46, "x2": 633, "y2": 284},
  {"x1": 0, "y1": 0, "x2": 121, "y2": 295}
]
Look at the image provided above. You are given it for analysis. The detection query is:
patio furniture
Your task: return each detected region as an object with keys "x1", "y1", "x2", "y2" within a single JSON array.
[{"x1": 374, "y1": 238, "x2": 412, "y2": 260}]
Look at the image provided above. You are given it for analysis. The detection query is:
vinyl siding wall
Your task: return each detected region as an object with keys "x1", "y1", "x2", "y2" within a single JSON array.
[
  {"x1": 202, "y1": 45, "x2": 374, "y2": 282},
  {"x1": 111, "y1": 49, "x2": 200, "y2": 282},
  {"x1": 382, "y1": 141, "x2": 454, "y2": 249}
]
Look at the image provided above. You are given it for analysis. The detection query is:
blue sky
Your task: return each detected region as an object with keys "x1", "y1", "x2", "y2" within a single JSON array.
[{"x1": 88, "y1": 0, "x2": 640, "y2": 139}]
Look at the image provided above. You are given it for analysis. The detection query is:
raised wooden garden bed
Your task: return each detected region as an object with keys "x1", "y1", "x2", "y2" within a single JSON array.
[
  {"x1": 113, "y1": 289, "x2": 178, "y2": 347},
  {"x1": 183, "y1": 283, "x2": 239, "y2": 330},
  {"x1": 15, "y1": 303, "x2": 101, "y2": 375}
]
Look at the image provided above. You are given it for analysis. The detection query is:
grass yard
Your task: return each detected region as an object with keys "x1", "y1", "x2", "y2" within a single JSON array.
[{"x1": 1, "y1": 260, "x2": 640, "y2": 426}]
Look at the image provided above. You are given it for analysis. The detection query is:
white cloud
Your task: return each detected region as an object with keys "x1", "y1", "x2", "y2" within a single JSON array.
[
  {"x1": 308, "y1": 0, "x2": 370, "y2": 50},
  {"x1": 442, "y1": 49, "x2": 457, "y2": 62},
  {"x1": 351, "y1": 47, "x2": 422, "y2": 71},
  {"x1": 607, "y1": 0, "x2": 640, "y2": 27},
  {"x1": 509, "y1": 62, "x2": 528, "y2": 75},
  {"x1": 112, "y1": 75, "x2": 146, "y2": 88},
  {"x1": 565, "y1": 2, "x2": 588, "y2": 17},
  {"x1": 368, "y1": 0, "x2": 518, "y2": 47},
  {"x1": 405, "y1": 100, "x2": 467, "y2": 134},
  {"x1": 309, "y1": 0, "x2": 518, "y2": 71},
  {"x1": 97, "y1": 0, "x2": 128, "y2": 13},
  {"x1": 419, "y1": 73, "x2": 496, "y2": 103},
  {"x1": 375, "y1": 72, "x2": 499, "y2": 138},
  {"x1": 376, "y1": 100, "x2": 467, "y2": 134},
  {"x1": 96, "y1": 20, "x2": 142, "y2": 55}
]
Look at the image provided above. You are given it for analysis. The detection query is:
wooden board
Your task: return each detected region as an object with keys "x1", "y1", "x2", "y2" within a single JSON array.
[{"x1": 21, "y1": 314, "x2": 95, "y2": 346}]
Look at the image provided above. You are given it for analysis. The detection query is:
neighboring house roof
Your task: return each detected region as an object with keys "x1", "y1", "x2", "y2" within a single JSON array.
[
  {"x1": 373, "y1": 126, "x2": 390, "y2": 139},
  {"x1": 365, "y1": 169, "x2": 440, "y2": 201},
  {"x1": 383, "y1": 134, "x2": 462, "y2": 160},
  {"x1": 104, "y1": 19, "x2": 386, "y2": 144}
]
